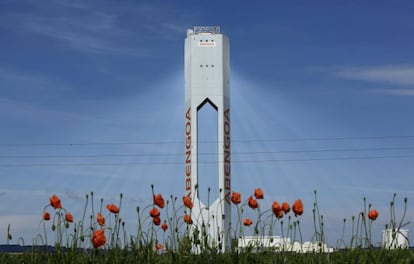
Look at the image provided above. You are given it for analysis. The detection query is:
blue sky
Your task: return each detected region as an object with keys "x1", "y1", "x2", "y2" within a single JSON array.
[{"x1": 1, "y1": 0, "x2": 414, "y2": 246}]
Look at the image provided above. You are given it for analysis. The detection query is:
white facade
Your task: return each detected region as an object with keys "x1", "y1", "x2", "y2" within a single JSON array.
[
  {"x1": 238, "y1": 236, "x2": 334, "y2": 253},
  {"x1": 382, "y1": 229, "x2": 409, "y2": 249},
  {"x1": 184, "y1": 26, "x2": 231, "y2": 251}
]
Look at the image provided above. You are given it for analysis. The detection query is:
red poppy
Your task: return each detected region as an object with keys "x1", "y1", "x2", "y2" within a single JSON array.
[
  {"x1": 49, "y1": 195, "x2": 62, "y2": 209},
  {"x1": 149, "y1": 208, "x2": 160, "y2": 218},
  {"x1": 248, "y1": 196, "x2": 258, "y2": 209},
  {"x1": 368, "y1": 209, "x2": 379, "y2": 220},
  {"x1": 161, "y1": 222, "x2": 168, "y2": 232},
  {"x1": 231, "y1": 192, "x2": 241, "y2": 205},
  {"x1": 254, "y1": 188, "x2": 264, "y2": 199},
  {"x1": 65, "y1": 212, "x2": 73, "y2": 223},
  {"x1": 154, "y1": 194, "x2": 165, "y2": 209},
  {"x1": 106, "y1": 204, "x2": 120, "y2": 214},
  {"x1": 43, "y1": 212, "x2": 51, "y2": 221},
  {"x1": 184, "y1": 214, "x2": 193, "y2": 225},
  {"x1": 153, "y1": 216, "x2": 161, "y2": 225},
  {"x1": 272, "y1": 201, "x2": 284, "y2": 219},
  {"x1": 183, "y1": 196, "x2": 194, "y2": 209},
  {"x1": 243, "y1": 218, "x2": 253, "y2": 226},
  {"x1": 91, "y1": 229, "x2": 106, "y2": 248},
  {"x1": 97, "y1": 213, "x2": 105, "y2": 227},
  {"x1": 156, "y1": 244, "x2": 163, "y2": 251},
  {"x1": 281, "y1": 202, "x2": 290, "y2": 214},
  {"x1": 292, "y1": 199, "x2": 304, "y2": 216}
]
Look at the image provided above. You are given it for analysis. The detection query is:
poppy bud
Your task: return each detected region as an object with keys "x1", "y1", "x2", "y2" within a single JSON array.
[{"x1": 243, "y1": 218, "x2": 253, "y2": 226}]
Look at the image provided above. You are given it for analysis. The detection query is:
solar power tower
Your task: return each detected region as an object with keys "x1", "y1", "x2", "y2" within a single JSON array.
[{"x1": 184, "y1": 26, "x2": 231, "y2": 251}]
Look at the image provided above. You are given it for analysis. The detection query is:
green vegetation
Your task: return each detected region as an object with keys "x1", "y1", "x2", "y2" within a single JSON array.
[
  {"x1": 0, "y1": 187, "x2": 411, "y2": 263},
  {"x1": 0, "y1": 248, "x2": 413, "y2": 263}
]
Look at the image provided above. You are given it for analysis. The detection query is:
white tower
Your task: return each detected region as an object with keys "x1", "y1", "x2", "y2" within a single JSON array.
[{"x1": 184, "y1": 26, "x2": 231, "y2": 251}]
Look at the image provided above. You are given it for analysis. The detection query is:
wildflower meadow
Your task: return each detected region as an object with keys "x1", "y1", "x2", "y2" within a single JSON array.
[{"x1": 0, "y1": 185, "x2": 412, "y2": 263}]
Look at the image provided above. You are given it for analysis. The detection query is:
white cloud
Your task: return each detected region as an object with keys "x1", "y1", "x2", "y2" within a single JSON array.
[
  {"x1": 0, "y1": 1, "x2": 187, "y2": 56},
  {"x1": 370, "y1": 88, "x2": 414, "y2": 96},
  {"x1": 0, "y1": 68, "x2": 69, "y2": 94},
  {"x1": 11, "y1": 12, "x2": 145, "y2": 56},
  {"x1": 334, "y1": 65, "x2": 414, "y2": 86},
  {"x1": 328, "y1": 65, "x2": 414, "y2": 96}
]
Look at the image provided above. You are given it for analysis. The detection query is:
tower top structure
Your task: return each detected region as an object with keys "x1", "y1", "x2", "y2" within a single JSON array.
[{"x1": 187, "y1": 26, "x2": 221, "y2": 36}]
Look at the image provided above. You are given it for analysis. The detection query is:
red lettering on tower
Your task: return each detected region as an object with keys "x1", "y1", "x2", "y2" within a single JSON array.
[
  {"x1": 223, "y1": 108, "x2": 231, "y2": 204},
  {"x1": 185, "y1": 107, "x2": 192, "y2": 197}
]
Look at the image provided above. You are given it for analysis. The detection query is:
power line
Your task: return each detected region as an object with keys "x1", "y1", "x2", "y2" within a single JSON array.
[
  {"x1": 232, "y1": 135, "x2": 414, "y2": 143},
  {"x1": 0, "y1": 146, "x2": 414, "y2": 159},
  {"x1": 0, "y1": 154, "x2": 413, "y2": 167},
  {"x1": 1, "y1": 135, "x2": 414, "y2": 147}
]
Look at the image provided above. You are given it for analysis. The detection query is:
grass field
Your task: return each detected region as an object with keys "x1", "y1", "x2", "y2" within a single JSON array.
[
  {"x1": 0, "y1": 187, "x2": 410, "y2": 263},
  {"x1": 0, "y1": 247, "x2": 413, "y2": 263}
]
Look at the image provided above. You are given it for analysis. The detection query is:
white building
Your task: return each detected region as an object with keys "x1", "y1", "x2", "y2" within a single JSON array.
[
  {"x1": 237, "y1": 236, "x2": 334, "y2": 253},
  {"x1": 382, "y1": 229, "x2": 409, "y2": 249}
]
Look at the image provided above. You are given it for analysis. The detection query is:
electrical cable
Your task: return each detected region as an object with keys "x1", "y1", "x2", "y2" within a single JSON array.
[
  {"x1": 0, "y1": 146, "x2": 413, "y2": 159},
  {"x1": 0, "y1": 154, "x2": 413, "y2": 167},
  {"x1": 1, "y1": 135, "x2": 414, "y2": 147}
]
